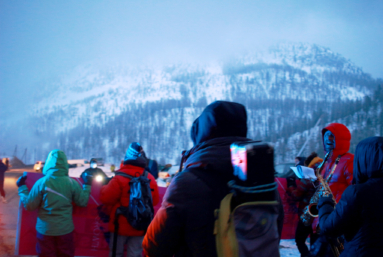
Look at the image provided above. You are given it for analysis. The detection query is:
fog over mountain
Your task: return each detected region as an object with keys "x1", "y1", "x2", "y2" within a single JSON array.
[{"x1": 1, "y1": 43, "x2": 382, "y2": 165}]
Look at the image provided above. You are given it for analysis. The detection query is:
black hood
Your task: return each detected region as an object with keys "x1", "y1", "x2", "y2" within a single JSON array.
[
  {"x1": 184, "y1": 137, "x2": 250, "y2": 183},
  {"x1": 354, "y1": 136, "x2": 383, "y2": 184},
  {"x1": 191, "y1": 101, "x2": 247, "y2": 146}
]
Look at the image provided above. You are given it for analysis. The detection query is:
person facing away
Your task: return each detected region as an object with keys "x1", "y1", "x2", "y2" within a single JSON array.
[
  {"x1": 318, "y1": 136, "x2": 383, "y2": 256},
  {"x1": 81, "y1": 158, "x2": 108, "y2": 183},
  {"x1": 0, "y1": 159, "x2": 7, "y2": 203},
  {"x1": 16, "y1": 149, "x2": 93, "y2": 257},
  {"x1": 143, "y1": 100, "x2": 284, "y2": 257},
  {"x1": 99, "y1": 142, "x2": 159, "y2": 257}
]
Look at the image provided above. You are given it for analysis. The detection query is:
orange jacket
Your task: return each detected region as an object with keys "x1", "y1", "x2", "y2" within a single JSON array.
[{"x1": 100, "y1": 164, "x2": 160, "y2": 236}]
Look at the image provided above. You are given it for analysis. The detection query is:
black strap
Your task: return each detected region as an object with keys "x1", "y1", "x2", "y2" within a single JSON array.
[
  {"x1": 114, "y1": 171, "x2": 134, "y2": 179},
  {"x1": 115, "y1": 171, "x2": 148, "y2": 179},
  {"x1": 112, "y1": 214, "x2": 120, "y2": 257}
]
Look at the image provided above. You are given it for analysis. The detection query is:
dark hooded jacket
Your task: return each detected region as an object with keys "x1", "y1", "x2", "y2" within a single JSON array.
[
  {"x1": 312, "y1": 123, "x2": 354, "y2": 230},
  {"x1": 318, "y1": 137, "x2": 383, "y2": 256},
  {"x1": 0, "y1": 161, "x2": 7, "y2": 184},
  {"x1": 143, "y1": 101, "x2": 283, "y2": 257}
]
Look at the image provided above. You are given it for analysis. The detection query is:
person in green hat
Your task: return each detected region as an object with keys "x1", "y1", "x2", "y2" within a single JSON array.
[{"x1": 16, "y1": 149, "x2": 93, "y2": 257}]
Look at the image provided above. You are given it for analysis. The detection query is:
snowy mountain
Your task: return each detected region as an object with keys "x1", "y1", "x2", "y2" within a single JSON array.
[{"x1": 2, "y1": 43, "x2": 382, "y2": 165}]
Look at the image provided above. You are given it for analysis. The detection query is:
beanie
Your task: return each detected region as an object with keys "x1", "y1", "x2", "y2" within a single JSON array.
[{"x1": 123, "y1": 142, "x2": 147, "y2": 168}]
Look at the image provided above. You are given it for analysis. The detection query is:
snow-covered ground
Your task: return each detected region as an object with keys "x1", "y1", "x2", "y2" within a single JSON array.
[{"x1": 280, "y1": 239, "x2": 302, "y2": 257}]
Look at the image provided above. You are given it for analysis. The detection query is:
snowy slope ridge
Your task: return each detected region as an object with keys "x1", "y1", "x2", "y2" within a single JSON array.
[
  {"x1": 33, "y1": 43, "x2": 374, "y2": 133},
  {"x1": 2, "y1": 42, "x2": 382, "y2": 164}
]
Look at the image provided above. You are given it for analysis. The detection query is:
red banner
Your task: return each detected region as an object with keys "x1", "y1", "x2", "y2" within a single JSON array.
[
  {"x1": 15, "y1": 172, "x2": 166, "y2": 256},
  {"x1": 15, "y1": 174, "x2": 298, "y2": 255},
  {"x1": 276, "y1": 177, "x2": 300, "y2": 239}
]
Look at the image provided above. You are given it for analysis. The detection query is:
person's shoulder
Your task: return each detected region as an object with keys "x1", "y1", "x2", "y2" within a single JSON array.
[
  {"x1": 32, "y1": 175, "x2": 50, "y2": 188},
  {"x1": 340, "y1": 184, "x2": 360, "y2": 203},
  {"x1": 83, "y1": 167, "x2": 92, "y2": 173},
  {"x1": 96, "y1": 168, "x2": 105, "y2": 173},
  {"x1": 168, "y1": 169, "x2": 211, "y2": 195}
]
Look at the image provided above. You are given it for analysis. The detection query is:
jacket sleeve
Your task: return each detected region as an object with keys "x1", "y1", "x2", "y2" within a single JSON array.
[
  {"x1": 18, "y1": 182, "x2": 43, "y2": 211},
  {"x1": 100, "y1": 177, "x2": 122, "y2": 205},
  {"x1": 143, "y1": 173, "x2": 187, "y2": 257},
  {"x1": 343, "y1": 158, "x2": 354, "y2": 186},
  {"x1": 276, "y1": 189, "x2": 284, "y2": 241},
  {"x1": 148, "y1": 173, "x2": 160, "y2": 206},
  {"x1": 318, "y1": 186, "x2": 358, "y2": 237},
  {"x1": 71, "y1": 178, "x2": 91, "y2": 207},
  {"x1": 287, "y1": 179, "x2": 313, "y2": 201}
]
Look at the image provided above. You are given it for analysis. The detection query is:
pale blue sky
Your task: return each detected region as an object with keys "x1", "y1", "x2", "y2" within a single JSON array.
[{"x1": 1, "y1": 0, "x2": 383, "y2": 115}]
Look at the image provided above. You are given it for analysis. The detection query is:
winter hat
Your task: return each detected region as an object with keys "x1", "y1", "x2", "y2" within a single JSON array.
[
  {"x1": 308, "y1": 157, "x2": 323, "y2": 169},
  {"x1": 123, "y1": 142, "x2": 147, "y2": 168}
]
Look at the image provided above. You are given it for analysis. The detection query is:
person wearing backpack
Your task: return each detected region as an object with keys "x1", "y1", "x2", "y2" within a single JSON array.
[
  {"x1": 143, "y1": 101, "x2": 284, "y2": 257},
  {"x1": 100, "y1": 142, "x2": 159, "y2": 257}
]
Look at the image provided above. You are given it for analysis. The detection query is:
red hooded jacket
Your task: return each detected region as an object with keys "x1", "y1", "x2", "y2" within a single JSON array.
[
  {"x1": 100, "y1": 164, "x2": 160, "y2": 236},
  {"x1": 313, "y1": 123, "x2": 354, "y2": 230}
]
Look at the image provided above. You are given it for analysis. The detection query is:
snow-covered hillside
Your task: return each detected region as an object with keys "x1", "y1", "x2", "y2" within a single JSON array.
[
  {"x1": 1, "y1": 42, "x2": 381, "y2": 164},
  {"x1": 33, "y1": 43, "x2": 373, "y2": 133}
]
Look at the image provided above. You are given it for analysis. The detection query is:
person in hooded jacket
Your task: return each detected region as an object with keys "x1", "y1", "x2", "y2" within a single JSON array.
[
  {"x1": 99, "y1": 142, "x2": 159, "y2": 257},
  {"x1": 16, "y1": 149, "x2": 93, "y2": 257},
  {"x1": 142, "y1": 101, "x2": 284, "y2": 257},
  {"x1": 317, "y1": 136, "x2": 383, "y2": 256},
  {"x1": 310, "y1": 123, "x2": 354, "y2": 256}
]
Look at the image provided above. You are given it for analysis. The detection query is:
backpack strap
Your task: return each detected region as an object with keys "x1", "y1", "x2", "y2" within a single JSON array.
[{"x1": 114, "y1": 171, "x2": 134, "y2": 179}]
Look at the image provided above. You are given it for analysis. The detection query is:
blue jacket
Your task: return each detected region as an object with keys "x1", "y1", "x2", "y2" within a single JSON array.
[{"x1": 318, "y1": 137, "x2": 383, "y2": 256}]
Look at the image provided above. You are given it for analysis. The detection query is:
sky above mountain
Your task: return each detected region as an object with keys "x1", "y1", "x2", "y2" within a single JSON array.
[{"x1": 1, "y1": 0, "x2": 383, "y2": 117}]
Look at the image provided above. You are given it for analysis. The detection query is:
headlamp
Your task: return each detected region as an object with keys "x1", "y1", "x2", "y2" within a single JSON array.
[{"x1": 95, "y1": 175, "x2": 103, "y2": 182}]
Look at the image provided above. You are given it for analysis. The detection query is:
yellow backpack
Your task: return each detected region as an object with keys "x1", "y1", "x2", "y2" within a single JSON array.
[{"x1": 214, "y1": 193, "x2": 280, "y2": 257}]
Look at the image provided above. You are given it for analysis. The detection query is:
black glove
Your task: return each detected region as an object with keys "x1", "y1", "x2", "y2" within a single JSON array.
[
  {"x1": 104, "y1": 177, "x2": 113, "y2": 185},
  {"x1": 286, "y1": 176, "x2": 297, "y2": 188},
  {"x1": 16, "y1": 175, "x2": 27, "y2": 187},
  {"x1": 318, "y1": 194, "x2": 335, "y2": 209},
  {"x1": 81, "y1": 173, "x2": 93, "y2": 186}
]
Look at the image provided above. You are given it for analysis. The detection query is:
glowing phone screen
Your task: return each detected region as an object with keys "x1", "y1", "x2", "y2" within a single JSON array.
[{"x1": 231, "y1": 145, "x2": 247, "y2": 181}]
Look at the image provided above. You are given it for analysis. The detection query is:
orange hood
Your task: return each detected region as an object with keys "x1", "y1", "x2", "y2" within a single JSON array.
[{"x1": 322, "y1": 123, "x2": 351, "y2": 159}]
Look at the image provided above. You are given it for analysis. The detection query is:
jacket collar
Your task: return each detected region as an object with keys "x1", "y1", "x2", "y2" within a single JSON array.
[{"x1": 117, "y1": 164, "x2": 145, "y2": 177}]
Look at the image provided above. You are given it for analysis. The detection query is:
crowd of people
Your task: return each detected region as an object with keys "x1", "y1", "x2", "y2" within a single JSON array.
[{"x1": 4, "y1": 100, "x2": 383, "y2": 257}]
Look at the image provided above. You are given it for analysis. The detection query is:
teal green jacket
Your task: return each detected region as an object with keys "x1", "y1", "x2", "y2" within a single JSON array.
[{"x1": 18, "y1": 150, "x2": 91, "y2": 236}]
